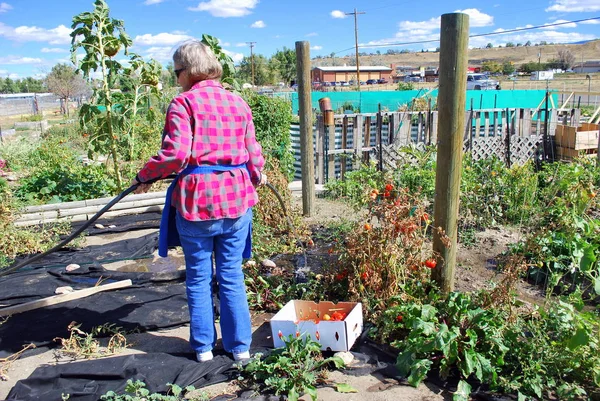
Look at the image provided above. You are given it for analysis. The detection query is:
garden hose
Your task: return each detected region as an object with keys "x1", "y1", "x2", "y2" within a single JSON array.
[{"x1": 0, "y1": 179, "x2": 295, "y2": 278}]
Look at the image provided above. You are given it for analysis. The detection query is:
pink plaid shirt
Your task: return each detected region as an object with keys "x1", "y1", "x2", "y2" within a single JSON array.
[{"x1": 137, "y1": 80, "x2": 265, "y2": 221}]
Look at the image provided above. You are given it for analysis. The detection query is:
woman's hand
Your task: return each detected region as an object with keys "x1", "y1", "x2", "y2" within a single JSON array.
[
  {"x1": 131, "y1": 177, "x2": 153, "y2": 194},
  {"x1": 258, "y1": 172, "x2": 268, "y2": 187}
]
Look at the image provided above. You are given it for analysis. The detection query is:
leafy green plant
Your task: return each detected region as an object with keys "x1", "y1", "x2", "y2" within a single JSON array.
[
  {"x1": 71, "y1": 0, "x2": 135, "y2": 190},
  {"x1": 389, "y1": 291, "x2": 510, "y2": 400},
  {"x1": 242, "y1": 91, "x2": 295, "y2": 179},
  {"x1": 14, "y1": 136, "x2": 116, "y2": 204},
  {"x1": 499, "y1": 300, "x2": 600, "y2": 400},
  {"x1": 100, "y1": 379, "x2": 209, "y2": 401},
  {"x1": 324, "y1": 161, "x2": 384, "y2": 209},
  {"x1": 396, "y1": 82, "x2": 415, "y2": 91},
  {"x1": 237, "y1": 333, "x2": 345, "y2": 401}
]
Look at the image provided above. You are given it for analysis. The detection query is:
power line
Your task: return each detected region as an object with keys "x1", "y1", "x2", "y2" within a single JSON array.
[
  {"x1": 246, "y1": 42, "x2": 256, "y2": 86},
  {"x1": 345, "y1": 8, "x2": 365, "y2": 90},
  {"x1": 331, "y1": 16, "x2": 600, "y2": 55}
]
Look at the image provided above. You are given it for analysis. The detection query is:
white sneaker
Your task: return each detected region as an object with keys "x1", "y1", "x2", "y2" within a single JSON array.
[
  {"x1": 196, "y1": 350, "x2": 214, "y2": 362},
  {"x1": 233, "y1": 351, "x2": 250, "y2": 361}
]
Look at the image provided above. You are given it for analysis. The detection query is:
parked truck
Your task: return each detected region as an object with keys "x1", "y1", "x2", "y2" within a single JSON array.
[{"x1": 530, "y1": 71, "x2": 554, "y2": 80}]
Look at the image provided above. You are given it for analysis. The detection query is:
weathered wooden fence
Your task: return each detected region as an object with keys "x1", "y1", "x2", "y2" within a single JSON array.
[{"x1": 291, "y1": 107, "x2": 584, "y2": 183}]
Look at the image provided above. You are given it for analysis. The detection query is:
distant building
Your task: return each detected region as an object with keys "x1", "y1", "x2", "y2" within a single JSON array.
[
  {"x1": 574, "y1": 60, "x2": 600, "y2": 73},
  {"x1": 311, "y1": 66, "x2": 393, "y2": 84}
]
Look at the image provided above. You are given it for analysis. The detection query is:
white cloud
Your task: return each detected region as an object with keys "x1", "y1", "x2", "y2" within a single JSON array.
[
  {"x1": 311, "y1": 45, "x2": 322, "y2": 50},
  {"x1": 546, "y1": 0, "x2": 600, "y2": 12},
  {"x1": 454, "y1": 8, "x2": 494, "y2": 27},
  {"x1": 468, "y1": 29, "x2": 596, "y2": 48},
  {"x1": 0, "y1": 55, "x2": 43, "y2": 65},
  {"x1": 398, "y1": 17, "x2": 441, "y2": 31},
  {"x1": 0, "y1": 22, "x2": 71, "y2": 44},
  {"x1": 581, "y1": 19, "x2": 600, "y2": 24},
  {"x1": 144, "y1": 0, "x2": 164, "y2": 4},
  {"x1": 134, "y1": 32, "x2": 194, "y2": 46},
  {"x1": 0, "y1": 2, "x2": 12, "y2": 13},
  {"x1": 41, "y1": 47, "x2": 68, "y2": 53},
  {"x1": 188, "y1": 0, "x2": 258, "y2": 17},
  {"x1": 235, "y1": 42, "x2": 247, "y2": 47},
  {"x1": 143, "y1": 46, "x2": 174, "y2": 62},
  {"x1": 330, "y1": 10, "x2": 346, "y2": 19},
  {"x1": 306, "y1": 32, "x2": 318, "y2": 37},
  {"x1": 223, "y1": 49, "x2": 243, "y2": 63},
  {"x1": 251, "y1": 20, "x2": 266, "y2": 28},
  {"x1": 543, "y1": 19, "x2": 577, "y2": 29}
]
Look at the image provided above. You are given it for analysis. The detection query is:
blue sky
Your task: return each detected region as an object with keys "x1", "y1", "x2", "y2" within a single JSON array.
[{"x1": 0, "y1": 0, "x2": 599, "y2": 79}]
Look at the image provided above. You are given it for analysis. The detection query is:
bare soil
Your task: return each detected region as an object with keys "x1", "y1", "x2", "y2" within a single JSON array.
[
  {"x1": 293, "y1": 195, "x2": 543, "y2": 304},
  {"x1": 0, "y1": 194, "x2": 536, "y2": 401}
]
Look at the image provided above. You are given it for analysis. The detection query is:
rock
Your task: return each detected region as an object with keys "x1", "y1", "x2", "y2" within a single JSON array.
[
  {"x1": 334, "y1": 351, "x2": 355, "y2": 365},
  {"x1": 94, "y1": 224, "x2": 105, "y2": 229},
  {"x1": 261, "y1": 259, "x2": 276, "y2": 268},
  {"x1": 245, "y1": 260, "x2": 256, "y2": 267},
  {"x1": 65, "y1": 264, "x2": 80, "y2": 271},
  {"x1": 55, "y1": 286, "x2": 74, "y2": 295},
  {"x1": 108, "y1": 225, "x2": 116, "y2": 228}
]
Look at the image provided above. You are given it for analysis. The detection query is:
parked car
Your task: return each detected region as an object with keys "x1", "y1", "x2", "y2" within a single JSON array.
[
  {"x1": 377, "y1": 78, "x2": 388, "y2": 84},
  {"x1": 366, "y1": 79, "x2": 377, "y2": 85},
  {"x1": 466, "y1": 73, "x2": 500, "y2": 90},
  {"x1": 404, "y1": 76, "x2": 422, "y2": 83}
]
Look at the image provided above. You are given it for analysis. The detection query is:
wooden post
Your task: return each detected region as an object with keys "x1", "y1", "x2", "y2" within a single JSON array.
[
  {"x1": 327, "y1": 114, "x2": 336, "y2": 182},
  {"x1": 295, "y1": 41, "x2": 315, "y2": 216},
  {"x1": 377, "y1": 104, "x2": 383, "y2": 171},
  {"x1": 432, "y1": 12, "x2": 469, "y2": 293},
  {"x1": 341, "y1": 115, "x2": 348, "y2": 180},
  {"x1": 316, "y1": 115, "x2": 325, "y2": 184},
  {"x1": 354, "y1": 114, "x2": 364, "y2": 170}
]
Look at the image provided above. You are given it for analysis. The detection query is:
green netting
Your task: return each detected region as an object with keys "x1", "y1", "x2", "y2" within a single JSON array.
[{"x1": 288, "y1": 89, "x2": 558, "y2": 114}]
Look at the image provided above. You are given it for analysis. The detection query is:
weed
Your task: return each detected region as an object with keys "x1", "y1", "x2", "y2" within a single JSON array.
[
  {"x1": 0, "y1": 343, "x2": 36, "y2": 381},
  {"x1": 236, "y1": 333, "x2": 345, "y2": 401},
  {"x1": 54, "y1": 321, "x2": 128, "y2": 360},
  {"x1": 99, "y1": 380, "x2": 210, "y2": 401}
]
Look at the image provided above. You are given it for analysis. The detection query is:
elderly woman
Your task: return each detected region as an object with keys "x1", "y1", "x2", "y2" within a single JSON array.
[{"x1": 133, "y1": 40, "x2": 266, "y2": 363}]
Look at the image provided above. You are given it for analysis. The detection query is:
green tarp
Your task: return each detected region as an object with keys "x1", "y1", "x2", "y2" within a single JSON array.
[{"x1": 288, "y1": 89, "x2": 558, "y2": 114}]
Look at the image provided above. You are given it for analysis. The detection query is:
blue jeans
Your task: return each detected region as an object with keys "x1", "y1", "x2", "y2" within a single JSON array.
[{"x1": 176, "y1": 208, "x2": 253, "y2": 355}]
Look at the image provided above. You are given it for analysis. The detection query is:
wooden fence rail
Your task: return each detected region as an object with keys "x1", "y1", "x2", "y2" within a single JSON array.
[{"x1": 307, "y1": 107, "x2": 582, "y2": 183}]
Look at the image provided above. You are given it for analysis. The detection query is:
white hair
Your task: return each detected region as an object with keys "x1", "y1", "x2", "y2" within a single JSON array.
[{"x1": 173, "y1": 40, "x2": 223, "y2": 81}]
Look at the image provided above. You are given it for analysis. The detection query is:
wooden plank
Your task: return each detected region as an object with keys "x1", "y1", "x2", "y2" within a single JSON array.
[
  {"x1": 341, "y1": 115, "x2": 348, "y2": 180},
  {"x1": 483, "y1": 111, "x2": 490, "y2": 138},
  {"x1": 514, "y1": 109, "x2": 521, "y2": 137},
  {"x1": 559, "y1": 92, "x2": 574, "y2": 109},
  {"x1": 315, "y1": 115, "x2": 324, "y2": 185},
  {"x1": 589, "y1": 105, "x2": 600, "y2": 123},
  {"x1": 399, "y1": 113, "x2": 411, "y2": 145},
  {"x1": 431, "y1": 111, "x2": 438, "y2": 144},
  {"x1": 354, "y1": 115, "x2": 364, "y2": 170},
  {"x1": 521, "y1": 108, "x2": 532, "y2": 136},
  {"x1": 0, "y1": 280, "x2": 133, "y2": 317},
  {"x1": 417, "y1": 112, "x2": 423, "y2": 142}
]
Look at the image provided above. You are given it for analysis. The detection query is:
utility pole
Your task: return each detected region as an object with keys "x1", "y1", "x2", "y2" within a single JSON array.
[
  {"x1": 247, "y1": 42, "x2": 256, "y2": 86},
  {"x1": 346, "y1": 8, "x2": 365, "y2": 91}
]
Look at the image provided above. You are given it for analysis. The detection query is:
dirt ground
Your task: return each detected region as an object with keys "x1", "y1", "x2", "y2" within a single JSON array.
[{"x1": 0, "y1": 191, "x2": 535, "y2": 401}]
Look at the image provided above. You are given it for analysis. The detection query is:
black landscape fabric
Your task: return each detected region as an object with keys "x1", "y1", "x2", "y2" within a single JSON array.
[
  {"x1": 5, "y1": 353, "x2": 236, "y2": 401},
  {"x1": 0, "y1": 266, "x2": 190, "y2": 358}
]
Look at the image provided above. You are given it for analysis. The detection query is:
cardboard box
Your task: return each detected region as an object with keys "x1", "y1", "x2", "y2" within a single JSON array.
[
  {"x1": 555, "y1": 123, "x2": 599, "y2": 150},
  {"x1": 270, "y1": 300, "x2": 363, "y2": 352}
]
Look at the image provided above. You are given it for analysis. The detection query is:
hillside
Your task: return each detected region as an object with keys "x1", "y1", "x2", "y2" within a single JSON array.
[{"x1": 314, "y1": 39, "x2": 600, "y2": 69}]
